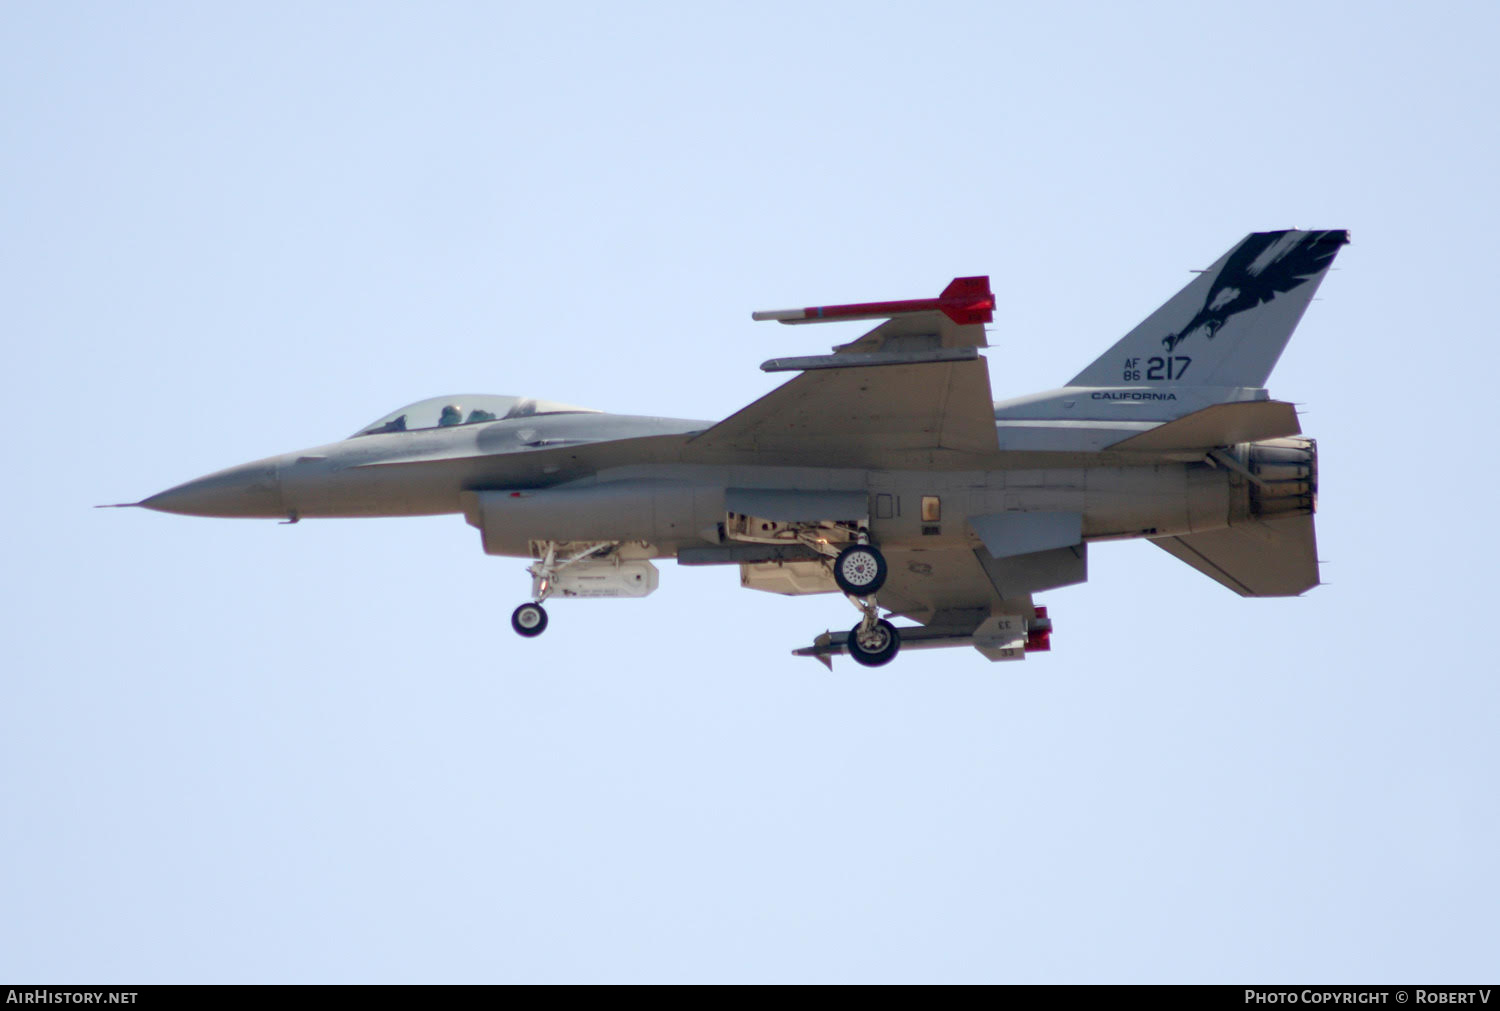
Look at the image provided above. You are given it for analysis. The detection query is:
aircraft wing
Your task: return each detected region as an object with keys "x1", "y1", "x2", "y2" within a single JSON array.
[
  {"x1": 686, "y1": 358, "x2": 997, "y2": 463},
  {"x1": 687, "y1": 277, "x2": 999, "y2": 465}
]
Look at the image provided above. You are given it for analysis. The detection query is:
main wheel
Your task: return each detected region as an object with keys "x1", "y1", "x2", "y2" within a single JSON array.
[
  {"x1": 847, "y1": 618, "x2": 900, "y2": 667},
  {"x1": 511, "y1": 602, "x2": 548, "y2": 637},
  {"x1": 833, "y1": 544, "x2": 887, "y2": 596}
]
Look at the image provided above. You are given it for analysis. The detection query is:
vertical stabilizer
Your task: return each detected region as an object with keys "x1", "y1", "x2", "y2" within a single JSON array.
[{"x1": 1069, "y1": 230, "x2": 1348, "y2": 389}]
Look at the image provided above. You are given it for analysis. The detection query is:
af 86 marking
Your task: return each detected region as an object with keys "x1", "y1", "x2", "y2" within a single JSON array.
[{"x1": 1122, "y1": 356, "x2": 1191, "y2": 382}]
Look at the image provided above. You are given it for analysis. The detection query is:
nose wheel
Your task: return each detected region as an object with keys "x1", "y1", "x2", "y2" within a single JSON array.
[{"x1": 511, "y1": 602, "x2": 548, "y2": 637}]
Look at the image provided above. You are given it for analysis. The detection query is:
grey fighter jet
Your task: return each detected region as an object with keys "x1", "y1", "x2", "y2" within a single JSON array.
[{"x1": 118, "y1": 230, "x2": 1346, "y2": 666}]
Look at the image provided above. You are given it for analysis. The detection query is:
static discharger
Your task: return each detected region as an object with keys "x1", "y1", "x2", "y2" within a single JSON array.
[{"x1": 752, "y1": 276, "x2": 994, "y2": 326}]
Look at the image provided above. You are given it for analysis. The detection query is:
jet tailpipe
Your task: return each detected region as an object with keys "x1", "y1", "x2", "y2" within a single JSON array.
[{"x1": 1247, "y1": 437, "x2": 1317, "y2": 518}]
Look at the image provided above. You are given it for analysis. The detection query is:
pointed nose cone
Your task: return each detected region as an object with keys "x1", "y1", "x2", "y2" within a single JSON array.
[{"x1": 141, "y1": 458, "x2": 285, "y2": 518}]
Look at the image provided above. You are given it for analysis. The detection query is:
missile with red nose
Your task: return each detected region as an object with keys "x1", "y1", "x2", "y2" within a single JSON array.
[{"x1": 751, "y1": 276, "x2": 994, "y2": 326}]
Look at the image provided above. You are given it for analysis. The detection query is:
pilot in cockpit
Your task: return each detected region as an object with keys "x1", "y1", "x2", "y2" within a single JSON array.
[
  {"x1": 351, "y1": 394, "x2": 599, "y2": 440},
  {"x1": 364, "y1": 414, "x2": 407, "y2": 435}
]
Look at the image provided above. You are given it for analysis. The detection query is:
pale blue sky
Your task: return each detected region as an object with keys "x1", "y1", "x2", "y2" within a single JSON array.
[{"x1": 3, "y1": 0, "x2": 1497, "y2": 983}]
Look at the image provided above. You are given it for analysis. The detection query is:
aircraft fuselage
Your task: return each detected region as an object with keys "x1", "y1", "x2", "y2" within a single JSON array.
[{"x1": 142, "y1": 409, "x2": 1279, "y2": 559}]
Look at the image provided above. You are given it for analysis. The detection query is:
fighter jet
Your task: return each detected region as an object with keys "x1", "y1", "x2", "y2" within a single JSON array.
[{"x1": 115, "y1": 230, "x2": 1347, "y2": 666}]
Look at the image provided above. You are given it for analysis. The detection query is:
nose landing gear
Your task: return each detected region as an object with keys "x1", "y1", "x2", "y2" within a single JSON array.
[
  {"x1": 509, "y1": 539, "x2": 656, "y2": 638},
  {"x1": 511, "y1": 601, "x2": 548, "y2": 637},
  {"x1": 511, "y1": 541, "x2": 570, "y2": 639}
]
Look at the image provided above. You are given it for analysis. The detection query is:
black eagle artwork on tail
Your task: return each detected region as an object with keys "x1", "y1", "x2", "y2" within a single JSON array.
[{"x1": 1162, "y1": 230, "x2": 1346, "y2": 352}]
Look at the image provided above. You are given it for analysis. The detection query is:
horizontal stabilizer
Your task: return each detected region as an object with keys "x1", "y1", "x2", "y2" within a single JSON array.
[
  {"x1": 1150, "y1": 514, "x2": 1319, "y2": 596},
  {"x1": 1106, "y1": 401, "x2": 1301, "y2": 451}
]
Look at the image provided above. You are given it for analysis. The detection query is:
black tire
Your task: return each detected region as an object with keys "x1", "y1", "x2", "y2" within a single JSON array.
[
  {"x1": 511, "y1": 602, "x2": 548, "y2": 637},
  {"x1": 833, "y1": 544, "x2": 887, "y2": 596},
  {"x1": 847, "y1": 618, "x2": 900, "y2": 667}
]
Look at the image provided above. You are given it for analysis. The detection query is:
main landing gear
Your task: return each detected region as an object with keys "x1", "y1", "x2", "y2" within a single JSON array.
[
  {"x1": 834, "y1": 542, "x2": 899, "y2": 667},
  {"x1": 848, "y1": 615, "x2": 900, "y2": 667},
  {"x1": 832, "y1": 542, "x2": 888, "y2": 596}
]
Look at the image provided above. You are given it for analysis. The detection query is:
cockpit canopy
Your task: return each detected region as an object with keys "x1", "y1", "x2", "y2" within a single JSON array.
[{"x1": 350, "y1": 394, "x2": 599, "y2": 439}]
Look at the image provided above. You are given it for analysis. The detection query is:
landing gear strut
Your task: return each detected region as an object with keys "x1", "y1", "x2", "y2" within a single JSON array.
[{"x1": 510, "y1": 540, "x2": 607, "y2": 638}]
